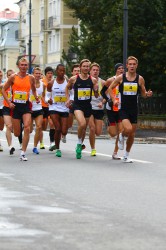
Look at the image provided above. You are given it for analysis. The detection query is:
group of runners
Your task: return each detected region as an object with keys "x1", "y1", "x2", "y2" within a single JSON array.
[{"x1": 0, "y1": 56, "x2": 152, "y2": 162}]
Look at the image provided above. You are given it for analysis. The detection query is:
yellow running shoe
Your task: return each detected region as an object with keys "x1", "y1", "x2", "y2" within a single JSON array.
[
  {"x1": 40, "y1": 142, "x2": 45, "y2": 149},
  {"x1": 91, "y1": 149, "x2": 96, "y2": 156}
]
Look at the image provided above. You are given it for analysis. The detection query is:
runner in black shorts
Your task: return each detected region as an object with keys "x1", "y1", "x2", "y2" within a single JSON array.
[
  {"x1": 66, "y1": 59, "x2": 99, "y2": 159},
  {"x1": 109, "y1": 56, "x2": 153, "y2": 163}
]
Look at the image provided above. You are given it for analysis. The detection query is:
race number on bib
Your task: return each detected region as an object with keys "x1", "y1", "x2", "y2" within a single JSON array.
[
  {"x1": 54, "y1": 96, "x2": 67, "y2": 103},
  {"x1": 30, "y1": 95, "x2": 41, "y2": 102},
  {"x1": 78, "y1": 88, "x2": 91, "y2": 100},
  {"x1": 123, "y1": 82, "x2": 137, "y2": 95},
  {"x1": 13, "y1": 91, "x2": 27, "y2": 103}
]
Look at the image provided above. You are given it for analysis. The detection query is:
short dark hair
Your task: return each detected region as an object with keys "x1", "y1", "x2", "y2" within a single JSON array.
[
  {"x1": 71, "y1": 64, "x2": 80, "y2": 72},
  {"x1": 55, "y1": 64, "x2": 65, "y2": 71},
  {"x1": 44, "y1": 66, "x2": 54, "y2": 75}
]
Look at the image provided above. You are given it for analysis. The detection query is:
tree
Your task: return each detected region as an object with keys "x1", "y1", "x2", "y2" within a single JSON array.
[{"x1": 63, "y1": 0, "x2": 166, "y2": 93}]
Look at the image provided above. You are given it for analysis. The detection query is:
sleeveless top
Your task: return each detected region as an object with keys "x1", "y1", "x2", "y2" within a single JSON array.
[
  {"x1": 74, "y1": 75, "x2": 93, "y2": 105},
  {"x1": 0, "y1": 82, "x2": 5, "y2": 109},
  {"x1": 12, "y1": 74, "x2": 31, "y2": 104},
  {"x1": 41, "y1": 77, "x2": 49, "y2": 108},
  {"x1": 119, "y1": 73, "x2": 139, "y2": 110},
  {"x1": 106, "y1": 76, "x2": 121, "y2": 111},
  {"x1": 91, "y1": 77, "x2": 104, "y2": 110},
  {"x1": 3, "y1": 85, "x2": 12, "y2": 108},
  {"x1": 30, "y1": 80, "x2": 43, "y2": 111},
  {"x1": 51, "y1": 78, "x2": 69, "y2": 112}
]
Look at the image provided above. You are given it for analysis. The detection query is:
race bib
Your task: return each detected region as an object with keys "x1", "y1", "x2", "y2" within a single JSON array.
[
  {"x1": 78, "y1": 88, "x2": 91, "y2": 100},
  {"x1": 13, "y1": 91, "x2": 27, "y2": 103},
  {"x1": 30, "y1": 95, "x2": 41, "y2": 102},
  {"x1": 54, "y1": 96, "x2": 67, "y2": 103},
  {"x1": 123, "y1": 82, "x2": 137, "y2": 95}
]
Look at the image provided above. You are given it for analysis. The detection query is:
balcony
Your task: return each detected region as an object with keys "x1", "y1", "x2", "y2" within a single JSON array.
[{"x1": 48, "y1": 16, "x2": 60, "y2": 29}]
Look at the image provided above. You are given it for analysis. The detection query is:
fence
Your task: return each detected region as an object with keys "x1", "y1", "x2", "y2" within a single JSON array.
[{"x1": 138, "y1": 95, "x2": 166, "y2": 116}]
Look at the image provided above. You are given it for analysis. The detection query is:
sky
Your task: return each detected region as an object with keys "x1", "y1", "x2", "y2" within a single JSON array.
[{"x1": 0, "y1": 0, "x2": 19, "y2": 12}]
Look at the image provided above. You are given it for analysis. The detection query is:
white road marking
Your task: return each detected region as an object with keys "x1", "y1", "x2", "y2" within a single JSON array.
[
  {"x1": 83, "y1": 150, "x2": 152, "y2": 163},
  {"x1": 1, "y1": 140, "x2": 152, "y2": 163}
]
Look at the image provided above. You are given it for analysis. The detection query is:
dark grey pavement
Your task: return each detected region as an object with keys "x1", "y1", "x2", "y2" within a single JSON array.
[{"x1": 0, "y1": 130, "x2": 166, "y2": 250}]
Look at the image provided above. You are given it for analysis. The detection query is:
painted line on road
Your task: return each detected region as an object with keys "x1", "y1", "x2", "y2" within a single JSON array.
[
  {"x1": 1, "y1": 140, "x2": 152, "y2": 164},
  {"x1": 83, "y1": 150, "x2": 152, "y2": 164}
]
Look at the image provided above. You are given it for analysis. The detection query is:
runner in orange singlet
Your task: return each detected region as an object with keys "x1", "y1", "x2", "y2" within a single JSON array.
[
  {"x1": 3, "y1": 69, "x2": 15, "y2": 155},
  {"x1": 101, "y1": 63, "x2": 124, "y2": 159},
  {"x1": 2, "y1": 57, "x2": 39, "y2": 161}
]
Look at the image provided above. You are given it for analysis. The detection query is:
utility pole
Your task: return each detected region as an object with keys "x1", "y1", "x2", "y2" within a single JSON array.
[
  {"x1": 28, "y1": 0, "x2": 32, "y2": 73},
  {"x1": 123, "y1": 0, "x2": 128, "y2": 70}
]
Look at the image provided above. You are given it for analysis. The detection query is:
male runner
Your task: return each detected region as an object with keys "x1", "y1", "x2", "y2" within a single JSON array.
[
  {"x1": 109, "y1": 56, "x2": 153, "y2": 163},
  {"x1": 2, "y1": 57, "x2": 39, "y2": 161}
]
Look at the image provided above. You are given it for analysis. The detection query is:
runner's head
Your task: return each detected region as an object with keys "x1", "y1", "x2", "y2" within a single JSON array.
[
  {"x1": 126, "y1": 56, "x2": 138, "y2": 73},
  {"x1": 90, "y1": 62, "x2": 100, "y2": 79},
  {"x1": 44, "y1": 66, "x2": 54, "y2": 81},
  {"x1": 71, "y1": 64, "x2": 80, "y2": 76},
  {"x1": 79, "y1": 59, "x2": 91, "y2": 74},
  {"x1": 114, "y1": 63, "x2": 124, "y2": 76}
]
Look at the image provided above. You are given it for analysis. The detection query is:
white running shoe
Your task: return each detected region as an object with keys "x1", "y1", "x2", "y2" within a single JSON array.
[
  {"x1": 123, "y1": 156, "x2": 133, "y2": 163},
  {"x1": 20, "y1": 154, "x2": 28, "y2": 161},
  {"x1": 118, "y1": 133, "x2": 124, "y2": 150},
  {"x1": 112, "y1": 153, "x2": 121, "y2": 160}
]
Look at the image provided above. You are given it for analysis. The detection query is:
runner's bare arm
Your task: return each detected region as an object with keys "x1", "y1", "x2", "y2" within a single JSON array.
[
  {"x1": 45, "y1": 80, "x2": 53, "y2": 104},
  {"x1": 65, "y1": 76, "x2": 76, "y2": 107},
  {"x1": 139, "y1": 76, "x2": 153, "y2": 98},
  {"x1": 2, "y1": 75, "x2": 15, "y2": 108}
]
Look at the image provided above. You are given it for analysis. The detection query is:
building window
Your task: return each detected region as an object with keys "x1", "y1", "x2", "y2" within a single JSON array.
[{"x1": 55, "y1": 31, "x2": 60, "y2": 52}]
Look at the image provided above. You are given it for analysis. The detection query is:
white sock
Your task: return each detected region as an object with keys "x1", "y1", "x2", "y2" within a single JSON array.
[
  {"x1": 21, "y1": 150, "x2": 25, "y2": 155},
  {"x1": 78, "y1": 138, "x2": 82, "y2": 144},
  {"x1": 124, "y1": 150, "x2": 129, "y2": 158}
]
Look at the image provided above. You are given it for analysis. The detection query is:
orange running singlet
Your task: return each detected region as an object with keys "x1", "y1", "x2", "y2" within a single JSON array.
[{"x1": 12, "y1": 74, "x2": 31, "y2": 103}]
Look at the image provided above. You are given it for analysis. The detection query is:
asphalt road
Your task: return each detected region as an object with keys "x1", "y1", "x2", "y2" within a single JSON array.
[{"x1": 0, "y1": 131, "x2": 166, "y2": 250}]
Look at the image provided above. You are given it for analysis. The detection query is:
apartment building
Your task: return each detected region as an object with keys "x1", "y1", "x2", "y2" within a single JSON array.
[
  {"x1": 0, "y1": 18, "x2": 19, "y2": 74},
  {"x1": 16, "y1": 0, "x2": 78, "y2": 71}
]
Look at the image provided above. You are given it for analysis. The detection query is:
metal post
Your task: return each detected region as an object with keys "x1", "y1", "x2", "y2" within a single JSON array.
[
  {"x1": 28, "y1": 0, "x2": 32, "y2": 73},
  {"x1": 123, "y1": 0, "x2": 128, "y2": 70}
]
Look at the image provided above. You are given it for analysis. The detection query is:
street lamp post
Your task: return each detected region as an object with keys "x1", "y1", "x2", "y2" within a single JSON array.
[
  {"x1": 28, "y1": 0, "x2": 32, "y2": 73},
  {"x1": 123, "y1": 0, "x2": 128, "y2": 69}
]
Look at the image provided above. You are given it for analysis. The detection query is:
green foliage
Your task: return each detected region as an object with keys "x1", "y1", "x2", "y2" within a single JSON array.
[{"x1": 62, "y1": 0, "x2": 166, "y2": 93}]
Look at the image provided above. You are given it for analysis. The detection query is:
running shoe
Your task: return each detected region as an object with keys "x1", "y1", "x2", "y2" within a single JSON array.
[
  {"x1": 9, "y1": 147, "x2": 15, "y2": 155},
  {"x1": 118, "y1": 133, "x2": 124, "y2": 150},
  {"x1": 20, "y1": 154, "x2": 28, "y2": 161},
  {"x1": 91, "y1": 149, "x2": 96, "y2": 156},
  {"x1": 55, "y1": 149, "x2": 62, "y2": 157},
  {"x1": 112, "y1": 153, "x2": 121, "y2": 160},
  {"x1": 0, "y1": 145, "x2": 3, "y2": 152},
  {"x1": 33, "y1": 147, "x2": 39, "y2": 154},
  {"x1": 76, "y1": 144, "x2": 82, "y2": 159},
  {"x1": 40, "y1": 142, "x2": 45, "y2": 149},
  {"x1": 123, "y1": 156, "x2": 133, "y2": 163},
  {"x1": 49, "y1": 143, "x2": 56, "y2": 151},
  {"x1": 81, "y1": 144, "x2": 86, "y2": 150},
  {"x1": 61, "y1": 135, "x2": 66, "y2": 143}
]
